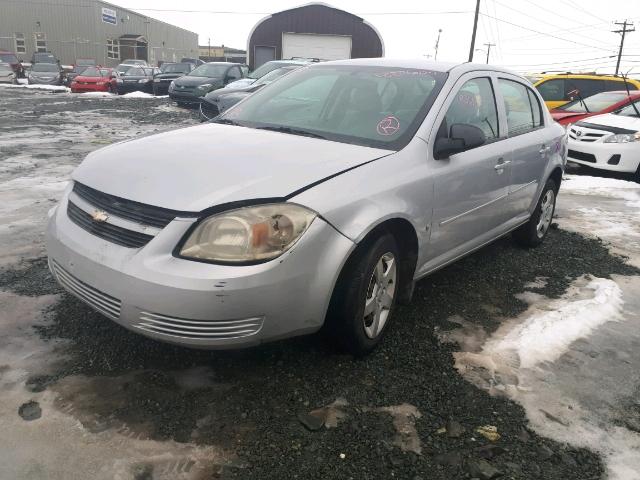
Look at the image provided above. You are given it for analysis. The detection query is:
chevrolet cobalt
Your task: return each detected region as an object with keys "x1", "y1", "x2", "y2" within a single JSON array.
[{"x1": 46, "y1": 60, "x2": 566, "y2": 355}]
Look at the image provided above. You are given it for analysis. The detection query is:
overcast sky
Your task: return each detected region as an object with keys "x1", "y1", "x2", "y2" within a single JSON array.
[{"x1": 112, "y1": 0, "x2": 640, "y2": 74}]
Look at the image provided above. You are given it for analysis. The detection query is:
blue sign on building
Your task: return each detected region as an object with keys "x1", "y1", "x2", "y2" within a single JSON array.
[{"x1": 102, "y1": 7, "x2": 117, "y2": 25}]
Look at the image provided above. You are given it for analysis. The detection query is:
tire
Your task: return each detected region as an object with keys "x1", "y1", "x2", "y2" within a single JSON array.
[
  {"x1": 513, "y1": 178, "x2": 557, "y2": 247},
  {"x1": 325, "y1": 233, "x2": 400, "y2": 356}
]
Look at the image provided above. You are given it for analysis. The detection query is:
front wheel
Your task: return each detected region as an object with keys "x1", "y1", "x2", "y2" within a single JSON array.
[
  {"x1": 513, "y1": 178, "x2": 557, "y2": 247},
  {"x1": 326, "y1": 234, "x2": 400, "y2": 356}
]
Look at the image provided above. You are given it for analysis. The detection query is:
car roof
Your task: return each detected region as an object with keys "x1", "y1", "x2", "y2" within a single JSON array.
[
  {"x1": 308, "y1": 58, "x2": 524, "y2": 76},
  {"x1": 203, "y1": 62, "x2": 240, "y2": 66},
  {"x1": 534, "y1": 74, "x2": 640, "y2": 84}
]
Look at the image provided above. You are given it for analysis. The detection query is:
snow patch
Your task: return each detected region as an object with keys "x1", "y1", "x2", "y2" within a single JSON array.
[
  {"x1": 562, "y1": 175, "x2": 640, "y2": 208},
  {"x1": 0, "y1": 83, "x2": 69, "y2": 92},
  {"x1": 488, "y1": 276, "x2": 623, "y2": 369},
  {"x1": 120, "y1": 91, "x2": 166, "y2": 98}
]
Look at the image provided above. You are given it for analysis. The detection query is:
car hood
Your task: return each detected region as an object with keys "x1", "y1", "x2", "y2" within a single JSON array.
[
  {"x1": 576, "y1": 113, "x2": 640, "y2": 131},
  {"x1": 204, "y1": 86, "x2": 252, "y2": 102},
  {"x1": 174, "y1": 76, "x2": 222, "y2": 87},
  {"x1": 72, "y1": 123, "x2": 391, "y2": 212},
  {"x1": 225, "y1": 78, "x2": 255, "y2": 89},
  {"x1": 550, "y1": 111, "x2": 589, "y2": 121}
]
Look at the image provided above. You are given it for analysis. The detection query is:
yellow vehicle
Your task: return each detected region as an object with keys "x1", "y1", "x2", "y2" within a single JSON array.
[{"x1": 533, "y1": 74, "x2": 640, "y2": 110}]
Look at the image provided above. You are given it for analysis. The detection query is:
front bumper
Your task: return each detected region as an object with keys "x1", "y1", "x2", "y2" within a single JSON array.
[
  {"x1": 45, "y1": 190, "x2": 354, "y2": 349},
  {"x1": 169, "y1": 90, "x2": 206, "y2": 104},
  {"x1": 28, "y1": 77, "x2": 61, "y2": 85},
  {"x1": 567, "y1": 139, "x2": 640, "y2": 173},
  {"x1": 71, "y1": 83, "x2": 110, "y2": 93},
  {"x1": 153, "y1": 81, "x2": 172, "y2": 95},
  {"x1": 117, "y1": 82, "x2": 152, "y2": 94}
]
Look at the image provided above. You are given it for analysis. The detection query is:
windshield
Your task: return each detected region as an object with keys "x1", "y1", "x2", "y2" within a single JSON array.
[
  {"x1": 615, "y1": 101, "x2": 640, "y2": 117},
  {"x1": 80, "y1": 67, "x2": 106, "y2": 77},
  {"x1": 189, "y1": 64, "x2": 228, "y2": 77},
  {"x1": 249, "y1": 62, "x2": 297, "y2": 79},
  {"x1": 0, "y1": 53, "x2": 17, "y2": 63},
  {"x1": 35, "y1": 54, "x2": 55, "y2": 61},
  {"x1": 161, "y1": 63, "x2": 191, "y2": 74},
  {"x1": 32, "y1": 63, "x2": 58, "y2": 72},
  {"x1": 124, "y1": 67, "x2": 151, "y2": 76},
  {"x1": 558, "y1": 92, "x2": 630, "y2": 112},
  {"x1": 116, "y1": 64, "x2": 133, "y2": 73},
  {"x1": 220, "y1": 65, "x2": 448, "y2": 150},
  {"x1": 254, "y1": 67, "x2": 297, "y2": 86}
]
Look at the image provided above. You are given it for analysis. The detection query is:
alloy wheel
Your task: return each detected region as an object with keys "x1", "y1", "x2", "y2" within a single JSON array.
[
  {"x1": 536, "y1": 189, "x2": 555, "y2": 238},
  {"x1": 363, "y1": 252, "x2": 397, "y2": 339}
]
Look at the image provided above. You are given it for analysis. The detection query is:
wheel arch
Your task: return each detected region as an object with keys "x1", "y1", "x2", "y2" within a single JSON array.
[{"x1": 548, "y1": 166, "x2": 563, "y2": 191}]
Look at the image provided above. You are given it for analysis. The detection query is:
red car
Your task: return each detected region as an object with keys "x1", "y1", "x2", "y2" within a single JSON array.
[
  {"x1": 70, "y1": 67, "x2": 118, "y2": 93},
  {"x1": 550, "y1": 90, "x2": 640, "y2": 126}
]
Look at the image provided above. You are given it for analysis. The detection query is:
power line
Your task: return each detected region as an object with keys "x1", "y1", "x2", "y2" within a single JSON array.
[
  {"x1": 559, "y1": 0, "x2": 609, "y2": 24},
  {"x1": 492, "y1": 0, "x2": 616, "y2": 47},
  {"x1": 478, "y1": 12, "x2": 615, "y2": 52}
]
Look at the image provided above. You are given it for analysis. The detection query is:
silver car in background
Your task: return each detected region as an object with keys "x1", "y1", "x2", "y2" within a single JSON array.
[
  {"x1": 0, "y1": 62, "x2": 16, "y2": 83},
  {"x1": 46, "y1": 59, "x2": 566, "y2": 355},
  {"x1": 28, "y1": 62, "x2": 64, "y2": 85}
]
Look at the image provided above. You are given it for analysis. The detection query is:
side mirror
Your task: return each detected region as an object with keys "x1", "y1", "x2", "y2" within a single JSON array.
[{"x1": 434, "y1": 123, "x2": 486, "y2": 160}]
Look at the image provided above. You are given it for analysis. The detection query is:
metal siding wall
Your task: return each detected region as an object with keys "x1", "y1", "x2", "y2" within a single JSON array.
[
  {"x1": 0, "y1": 0, "x2": 197, "y2": 66},
  {"x1": 248, "y1": 5, "x2": 383, "y2": 69}
]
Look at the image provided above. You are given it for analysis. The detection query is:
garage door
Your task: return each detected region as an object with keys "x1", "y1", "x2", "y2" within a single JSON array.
[{"x1": 282, "y1": 33, "x2": 352, "y2": 61}]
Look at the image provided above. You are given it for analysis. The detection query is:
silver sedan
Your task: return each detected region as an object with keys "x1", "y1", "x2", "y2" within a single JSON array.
[{"x1": 46, "y1": 59, "x2": 566, "y2": 355}]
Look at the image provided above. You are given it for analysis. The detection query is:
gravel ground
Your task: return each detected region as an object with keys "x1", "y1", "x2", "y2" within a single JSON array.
[{"x1": 1, "y1": 86, "x2": 637, "y2": 479}]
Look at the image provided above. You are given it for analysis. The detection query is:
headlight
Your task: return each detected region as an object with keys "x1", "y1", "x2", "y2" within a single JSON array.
[
  {"x1": 178, "y1": 203, "x2": 317, "y2": 263},
  {"x1": 604, "y1": 133, "x2": 640, "y2": 143},
  {"x1": 169, "y1": 81, "x2": 175, "y2": 91},
  {"x1": 153, "y1": 78, "x2": 160, "y2": 82},
  {"x1": 116, "y1": 78, "x2": 123, "y2": 83},
  {"x1": 197, "y1": 83, "x2": 212, "y2": 90},
  {"x1": 138, "y1": 79, "x2": 149, "y2": 83}
]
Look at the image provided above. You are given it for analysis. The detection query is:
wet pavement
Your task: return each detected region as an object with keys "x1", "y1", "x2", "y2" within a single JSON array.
[{"x1": 1, "y1": 86, "x2": 639, "y2": 479}]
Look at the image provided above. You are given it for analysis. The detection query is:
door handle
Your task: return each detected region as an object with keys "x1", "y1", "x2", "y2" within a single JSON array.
[
  {"x1": 539, "y1": 145, "x2": 551, "y2": 155},
  {"x1": 494, "y1": 159, "x2": 511, "y2": 170}
]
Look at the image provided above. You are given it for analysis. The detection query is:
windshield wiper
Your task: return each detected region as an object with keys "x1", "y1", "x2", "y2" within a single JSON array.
[{"x1": 255, "y1": 125, "x2": 326, "y2": 139}]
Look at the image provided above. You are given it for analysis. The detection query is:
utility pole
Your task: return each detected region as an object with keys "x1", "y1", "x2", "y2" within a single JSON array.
[
  {"x1": 613, "y1": 20, "x2": 634, "y2": 75},
  {"x1": 434, "y1": 29, "x2": 442, "y2": 61},
  {"x1": 468, "y1": 0, "x2": 481, "y2": 62},
  {"x1": 208, "y1": 37, "x2": 211, "y2": 58},
  {"x1": 483, "y1": 42, "x2": 495, "y2": 64}
]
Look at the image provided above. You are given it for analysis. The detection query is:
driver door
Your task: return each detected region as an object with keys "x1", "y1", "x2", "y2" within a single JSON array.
[{"x1": 426, "y1": 74, "x2": 511, "y2": 265}]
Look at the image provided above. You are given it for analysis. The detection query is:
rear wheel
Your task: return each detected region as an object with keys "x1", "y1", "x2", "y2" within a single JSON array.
[
  {"x1": 513, "y1": 178, "x2": 557, "y2": 247},
  {"x1": 326, "y1": 234, "x2": 400, "y2": 356}
]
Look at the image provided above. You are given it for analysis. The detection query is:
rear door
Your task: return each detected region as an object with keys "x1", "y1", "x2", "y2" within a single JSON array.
[
  {"x1": 428, "y1": 74, "x2": 511, "y2": 262},
  {"x1": 496, "y1": 75, "x2": 552, "y2": 218}
]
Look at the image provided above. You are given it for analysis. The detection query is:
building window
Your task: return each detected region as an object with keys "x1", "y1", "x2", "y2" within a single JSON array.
[
  {"x1": 106, "y1": 38, "x2": 119, "y2": 59},
  {"x1": 34, "y1": 33, "x2": 47, "y2": 52},
  {"x1": 14, "y1": 33, "x2": 26, "y2": 54}
]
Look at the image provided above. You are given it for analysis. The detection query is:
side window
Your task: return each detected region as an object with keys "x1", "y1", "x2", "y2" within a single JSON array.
[
  {"x1": 527, "y1": 88, "x2": 543, "y2": 127},
  {"x1": 607, "y1": 79, "x2": 638, "y2": 91},
  {"x1": 498, "y1": 78, "x2": 540, "y2": 136},
  {"x1": 442, "y1": 77, "x2": 499, "y2": 143},
  {"x1": 536, "y1": 79, "x2": 564, "y2": 101},
  {"x1": 227, "y1": 67, "x2": 241, "y2": 81},
  {"x1": 566, "y1": 79, "x2": 604, "y2": 99},
  {"x1": 240, "y1": 65, "x2": 249, "y2": 77}
]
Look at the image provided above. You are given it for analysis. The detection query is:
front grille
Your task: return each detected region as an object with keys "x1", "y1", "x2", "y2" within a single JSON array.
[
  {"x1": 50, "y1": 259, "x2": 121, "y2": 319},
  {"x1": 67, "y1": 201, "x2": 153, "y2": 248},
  {"x1": 569, "y1": 128, "x2": 606, "y2": 142},
  {"x1": 73, "y1": 182, "x2": 180, "y2": 229},
  {"x1": 135, "y1": 311, "x2": 264, "y2": 340},
  {"x1": 568, "y1": 149, "x2": 597, "y2": 163}
]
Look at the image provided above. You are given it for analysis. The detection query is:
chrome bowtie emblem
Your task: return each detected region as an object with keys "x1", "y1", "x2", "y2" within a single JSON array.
[{"x1": 91, "y1": 210, "x2": 109, "y2": 223}]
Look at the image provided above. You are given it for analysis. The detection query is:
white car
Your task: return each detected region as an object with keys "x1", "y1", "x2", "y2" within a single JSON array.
[
  {"x1": 0, "y1": 62, "x2": 16, "y2": 83},
  {"x1": 567, "y1": 102, "x2": 640, "y2": 180}
]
